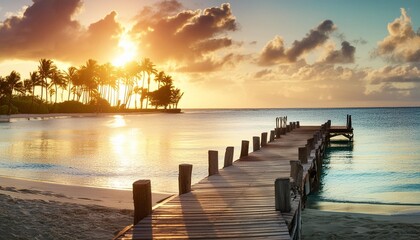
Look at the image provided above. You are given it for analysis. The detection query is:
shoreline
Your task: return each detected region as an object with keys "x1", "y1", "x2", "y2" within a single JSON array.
[
  {"x1": 0, "y1": 176, "x2": 173, "y2": 239},
  {"x1": 302, "y1": 208, "x2": 420, "y2": 239},
  {"x1": 0, "y1": 176, "x2": 172, "y2": 210},
  {"x1": 306, "y1": 200, "x2": 420, "y2": 215},
  {"x1": 5, "y1": 110, "x2": 181, "y2": 120}
]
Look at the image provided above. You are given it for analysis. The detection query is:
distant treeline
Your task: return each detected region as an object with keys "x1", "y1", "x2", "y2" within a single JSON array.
[{"x1": 0, "y1": 58, "x2": 184, "y2": 114}]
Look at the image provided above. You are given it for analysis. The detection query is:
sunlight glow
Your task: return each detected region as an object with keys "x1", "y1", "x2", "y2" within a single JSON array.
[
  {"x1": 107, "y1": 115, "x2": 126, "y2": 128},
  {"x1": 112, "y1": 32, "x2": 138, "y2": 67}
]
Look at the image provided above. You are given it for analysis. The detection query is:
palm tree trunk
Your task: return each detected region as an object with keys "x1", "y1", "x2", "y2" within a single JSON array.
[
  {"x1": 55, "y1": 84, "x2": 58, "y2": 103},
  {"x1": 30, "y1": 84, "x2": 35, "y2": 112},
  {"x1": 68, "y1": 83, "x2": 72, "y2": 101},
  {"x1": 145, "y1": 76, "x2": 151, "y2": 109}
]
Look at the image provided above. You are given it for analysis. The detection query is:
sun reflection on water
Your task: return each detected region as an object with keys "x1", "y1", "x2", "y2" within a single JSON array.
[{"x1": 107, "y1": 115, "x2": 126, "y2": 128}]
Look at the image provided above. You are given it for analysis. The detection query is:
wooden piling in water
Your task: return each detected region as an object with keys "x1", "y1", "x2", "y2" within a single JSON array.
[
  {"x1": 208, "y1": 150, "x2": 219, "y2": 176},
  {"x1": 307, "y1": 138, "x2": 314, "y2": 150},
  {"x1": 297, "y1": 121, "x2": 300, "y2": 128},
  {"x1": 276, "y1": 128, "x2": 281, "y2": 138},
  {"x1": 133, "y1": 180, "x2": 152, "y2": 225},
  {"x1": 261, "y1": 132, "x2": 268, "y2": 147},
  {"x1": 298, "y1": 147, "x2": 308, "y2": 164},
  {"x1": 223, "y1": 147, "x2": 234, "y2": 168},
  {"x1": 179, "y1": 164, "x2": 192, "y2": 195},
  {"x1": 290, "y1": 160, "x2": 303, "y2": 192},
  {"x1": 275, "y1": 177, "x2": 291, "y2": 212},
  {"x1": 253, "y1": 136, "x2": 260, "y2": 151},
  {"x1": 240, "y1": 140, "x2": 249, "y2": 158},
  {"x1": 269, "y1": 130, "x2": 275, "y2": 142}
]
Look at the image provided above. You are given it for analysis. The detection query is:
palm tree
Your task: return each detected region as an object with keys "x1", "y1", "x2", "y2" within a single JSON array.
[
  {"x1": 140, "y1": 58, "x2": 157, "y2": 109},
  {"x1": 27, "y1": 72, "x2": 41, "y2": 110},
  {"x1": 154, "y1": 71, "x2": 165, "y2": 88},
  {"x1": 162, "y1": 74, "x2": 173, "y2": 87},
  {"x1": 64, "y1": 67, "x2": 78, "y2": 101},
  {"x1": 132, "y1": 86, "x2": 143, "y2": 109},
  {"x1": 38, "y1": 59, "x2": 57, "y2": 103},
  {"x1": 97, "y1": 63, "x2": 115, "y2": 104},
  {"x1": 171, "y1": 88, "x2": 184, "y2": 109},
  {"x1": 78, "y1": 59, "x2": 99, "y2": 104},
  {"x1": 4, "y1": 71, "x2": 23, "y2": 114},
  {"x1": 50, "y1": 70, "x2": 66, "y2": 103},
  {"x1": 120, "y1": 61, "x2": 141, "y2": 108}
]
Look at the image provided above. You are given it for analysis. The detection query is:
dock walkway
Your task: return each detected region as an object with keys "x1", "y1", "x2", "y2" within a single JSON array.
[{"x1": 117, "y1": 125, "x2": 325, "y2": 239}]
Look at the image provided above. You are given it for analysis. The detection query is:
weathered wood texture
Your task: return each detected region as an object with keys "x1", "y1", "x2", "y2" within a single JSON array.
[
  {"x1": 132, "y1": 180, "x2": 152, "y2": 225},
  {"x1": 118, "y1": 126, "x2": 321, "y2": 240},
  {"x1": 240, "y1": 140, "x2": 249, "y2": 158},
  {"x1": 208, "y1": 150, "x2": 219, "y2": 176},
  {"x1": 253, "y1": 136, "x2": 260, "y2": 152},
  {"x1": 223, "y1": 147, "x2": 234, "y2": 168},
  {"x1": 261, "y1": 132, "x2": 268, "y2": 147},
  {"x1": 179, "y1": 164, "x2": 193, "y2": 195}
]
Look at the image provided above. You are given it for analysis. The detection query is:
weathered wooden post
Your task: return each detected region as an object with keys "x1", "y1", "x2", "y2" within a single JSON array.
[
  {"x1": 275, "y1": 177, "x2": 291, "y2": 212},
  {"x1": 305, "y1": 144, "x2": 310, "y2": 158},
  {"x1": 224, "y1": 146, "x2": 234, "y2": 168},
  {"x1": 261, "y1": 132, "x2": 268, "y2": 147},
  {"x1": 208, "y1": 150, "x2": 219, "y2": 176},
  {"x1": 297, "y1": 121, "x2": 300, "y2": 128},
  {"x1": 276, "y1": 128, "x2": 282, "y2": 138},
  {"x1": 290, "y1": 160, "x2": 304, "y2": 192},
  {"x1": 298, "y1": 147, "x2": 308, "y2": 164},
  {"x1": 179, "y1": 164, "x2": 193, "y2": 195},
  {"x1": 313, "y1": 132, "x2": 319, "y2": 143},
  {"x1": 133, "y1": 180, "x2": 152, "y2": 225},
  {"x1": 348, "y1": 115, "x2": 352, "y2": 129},
  {"x1": 346, "y1": 114, "x2": 349, "y2": 129},
  {"x1": 269, "y1": 130, "x2": 275, "y2": 142},
  {"x1": 240, "y1": 140, "x2": 249, "y2": 158},
  {"x1": 286, "y1": 125, "x2": 291, "y2": 132},
  {"x1": 290, "y1": 160, "x2": 300, "y2": 182},
  {"x1": 253, "y1": 136, "x2": 260, "y2": 151},
  {"x1": 307, "y1": 138, "x2": 314, "y2": 151}
]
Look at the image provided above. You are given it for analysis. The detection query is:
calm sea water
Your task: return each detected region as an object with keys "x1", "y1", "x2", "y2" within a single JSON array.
[{"x1": 0, "y1": 108, "x2": 419, "y2": 207}]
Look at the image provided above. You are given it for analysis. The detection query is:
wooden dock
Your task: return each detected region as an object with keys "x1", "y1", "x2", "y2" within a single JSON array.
[
  {"x1": 329, "y1": 115, "x2": 354, "y2": 141},
  {"x1": 115, "y1": 119, "x2": 337, "y2": 240}
]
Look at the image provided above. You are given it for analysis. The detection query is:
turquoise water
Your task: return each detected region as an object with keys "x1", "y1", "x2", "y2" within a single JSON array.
[{"x1": 0, "y1": 108, "x2": 419, "y2": 208}]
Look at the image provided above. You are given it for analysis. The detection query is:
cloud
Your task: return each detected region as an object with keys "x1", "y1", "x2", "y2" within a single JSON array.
[
  {"x1": 192, "y1": 38, "x2": 233, "y2": 53},
  {"x1": 254, "y1": 69, "x2": 272, "y2": 78},
  {"x1": 368, "y1": 63, "x2": 420, "y2": 85},
  {"x1": 177, "y1": 53, "x2": 246, "y2": 72},
  {"x1": 258, "y1": 35, "x2": 287, "y2": 65},
  {"x1": 352, "y1": 37, "x2": 367, "y2": 45},
  {"x1": 0, "y1": 0, "x2": 122, "y2": 64},
  {"x1": 257, "y1": 20, "x2": 336, "y2": 65},
  {"x1": 286, "y1": 20, "x2": 335, "y2": 62},
  {"x1": 323, "y1": 41, "x2": 355, "y2": 64},
  {"x1": 131, "y1": 1, "x2": 238, "y2": 66},
  {"x1": 375, "y1": 8, "x2": 420, "y2": 62},
  {"x1": 128, "y1": 1, "x2": 246, "y2": 73}
]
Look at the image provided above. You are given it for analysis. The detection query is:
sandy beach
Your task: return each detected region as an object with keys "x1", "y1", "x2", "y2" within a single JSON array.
[
  {"x1": 0, "y1": 176, "x2": 172, "y2": 239},
  {"x1": 302, "y1": 208, "x2": 420, "y2": 240}
]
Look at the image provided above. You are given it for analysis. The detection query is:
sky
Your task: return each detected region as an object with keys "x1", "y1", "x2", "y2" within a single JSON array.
[{"x1": 0, "y1": 0, "x2": 419, "y2": 108}]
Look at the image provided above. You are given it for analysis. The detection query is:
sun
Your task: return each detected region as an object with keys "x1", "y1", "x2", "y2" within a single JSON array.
[{"x1": 112, "y1": 32, "x2": 138, "y2": 67}]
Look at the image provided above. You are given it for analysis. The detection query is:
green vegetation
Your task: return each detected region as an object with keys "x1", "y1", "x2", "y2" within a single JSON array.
[{"x1": 0, "y1": 58, "x2": 184, "y2": 115}]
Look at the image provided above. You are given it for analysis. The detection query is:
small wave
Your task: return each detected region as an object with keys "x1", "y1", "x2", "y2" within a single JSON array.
[
  {"x1": 0, "y1": 162, "x2": 57, "y2": 170},
  {"x1": 310, "y1": 196, "x2": 420, "y2": 206}
]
